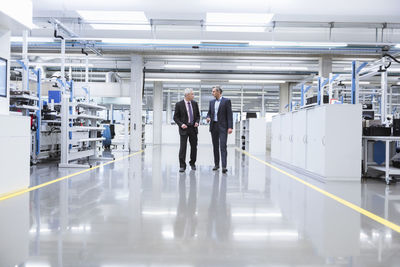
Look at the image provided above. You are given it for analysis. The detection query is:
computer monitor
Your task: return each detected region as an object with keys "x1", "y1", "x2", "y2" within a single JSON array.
[
  {"x1": 246, "y1": 112, "x2": 257, "y2": 119},
  {"x1": 0, "y1": 57, "x2": 7, "y2": 98}
]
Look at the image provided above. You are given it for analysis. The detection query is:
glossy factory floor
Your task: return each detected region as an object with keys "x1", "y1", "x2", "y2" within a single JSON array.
[{"x1": 1, "y1": 145, "x2": 400, "y2": 267}]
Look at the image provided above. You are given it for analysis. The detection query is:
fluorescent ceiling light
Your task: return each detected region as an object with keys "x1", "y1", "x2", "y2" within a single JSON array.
[
  {"x1": 0, "y1": 0, "x2": 33, "y2": 29},
  {"x1": 298, "y1": 42, "x2": 347, "y2": 47},
  {"x1": 237, "y1": 66, "x2": 308, "y2": 71},
  {"x1": 206, "y1": 26, "x2": 265, "y2": 32},
  {"x1": 229, "y1": 80, "x2": 286, "y2": 84},
  {"x1": 90, "y1": 24, "x2": 151, "y2": 31},
  {"x1": 312, "y1": 80, "x2": 370, "y2": 85},
  {"x1": 206, "y1": 12, "x2": 274, "y2": 26},
  {"x1": 342, "y1": 66, "x2": 400, "y2": 73},
  {"x1": 30, "y1": 63, "x2": 94, "y2": 68},
  {"x1": 387, "y1": 68, "x2": 400, "y2": 72},
  {"x1": 11, "y1": 36, "x2": 55, "y2": 42},
  {"x1": 343, "y1": 81, "x2": 370, "y2": 84},
  {"x1": 164, "y1": 64, "x2": 200, "y2": 69},
  {"x1": 77, "y1": 10, "x2": 148, "y2": 23},
  {"x1": 147, "y1": 78, "x2": 201, "y2": 83},
  {"x1": 101, "y1": 38, "x2": 200, "y2": 45},
  {"x1": 249, "y1": 41, "x2": 347, "y2": 47}
]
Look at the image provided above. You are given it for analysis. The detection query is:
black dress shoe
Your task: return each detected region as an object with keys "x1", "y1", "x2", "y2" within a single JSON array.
[
  {"x1": 222, "y1": 168, "x2": 228, "y2": 174},
  {"x1": 179, "y1": 167, "x2": 185, "y2": 173},
  {"x1": 190, "y1": 165, "x2": 196, "y2": 170},
  {"x1": 212, "y1": 166, "x2": 219, "y2": 171}
]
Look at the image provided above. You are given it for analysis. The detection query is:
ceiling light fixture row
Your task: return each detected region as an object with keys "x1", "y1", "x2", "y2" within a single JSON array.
[{"x1": 146, "y1": 78, "x2": 286, "y2": 84}]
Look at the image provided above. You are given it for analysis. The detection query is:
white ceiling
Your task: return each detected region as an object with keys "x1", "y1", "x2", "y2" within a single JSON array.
[{"x1": 32, "y1": 0, "x2": 400, "y2": 23}]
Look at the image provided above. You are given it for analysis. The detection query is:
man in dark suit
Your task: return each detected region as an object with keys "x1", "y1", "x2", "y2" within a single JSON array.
[
  {"x1": 174, "y1": 88, "x2": 200, "y2": 172},
  {"x1": 206, "y1": 86, "x2": 233, "y2": 174}
]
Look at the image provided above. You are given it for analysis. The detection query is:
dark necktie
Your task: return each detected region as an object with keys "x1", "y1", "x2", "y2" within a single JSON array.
[{"x1": 187, "y1": 102, "x2": 193, "y2": 124}]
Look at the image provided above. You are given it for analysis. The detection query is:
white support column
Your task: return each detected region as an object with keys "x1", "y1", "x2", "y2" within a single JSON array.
[
  {"x1": 61, "y1": 39, "x2": 66, "y2": 93},
  {"x1": 381, "y1": 57, "x2": 388, "y2": 124},
  {"x1": 68, "y1": 65, "x2": 72, "y2": 81},
  {"x1": 240, "y1": 85, "x2": 244, "y2": 139},
  {"x1": 85, "y1": 57, "x2": 89, "y2": 83},
  {"x1": 130, "y1": 55, "x2": 144, "y2": 152},
  {"x1": 123, "y1": 110, "x2": 129, "y2": 151},
  {"x1": 153, "y1": 81, "x2": 163, "y2": 145},
  {"x1": 199, "y1": 84, "x2": 202, "y2": 114},
  {"x1": 22, "y1": 30, "x2": 28, "y2": 92},
  {"x1": 328, "y1": 73, "x2": 334, "y2": 102},
  {"x1": 240, "y1": 85, "x2": 244, "y2": 120},
  {"x1": 261, "y1": 85, "x2": 265, "y2": 117},
  {"x1": 166, "y1": 91, "x2": 172, "y2": 125},
  {"x1": 319, "y1": 56, "x2": 332, "y2": 77},
  {"x1": 279, "y1": 83, "x2": 290, "y2": 113},
  {"x1": 110, "y1": 104, "x2": 114, "y2": 123}
]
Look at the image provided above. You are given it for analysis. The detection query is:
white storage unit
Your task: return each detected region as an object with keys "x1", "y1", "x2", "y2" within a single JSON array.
[
  {"x1": 271, "y1": 116, "x2": 281, "y2": 160},
  {"x1": 0, "y1": 115, "x2": 30, "y2": 195},
  {"x1": 237, "y1": 118, "x2": 267, "y2": 154},
  {"x1": 292, "y1": 110, "x2": 307, "y2": 169},
  {"x1": 271, "y1": 104, "x2": 362, "y2": 181}
]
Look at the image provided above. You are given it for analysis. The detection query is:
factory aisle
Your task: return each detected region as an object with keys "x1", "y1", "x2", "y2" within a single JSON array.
[{"x1": 1, "y1": 145, "x2": 400, "y2": 267}]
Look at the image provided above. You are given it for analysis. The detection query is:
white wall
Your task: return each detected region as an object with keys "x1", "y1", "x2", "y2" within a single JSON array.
[{"x1": 0, "y1": 30, "x2": 10, "y2": 115}]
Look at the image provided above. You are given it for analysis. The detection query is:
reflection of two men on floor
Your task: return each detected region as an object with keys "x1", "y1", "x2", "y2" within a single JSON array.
[{"x1": 173, "y1": 171, "x2": 231, "y2": 241}]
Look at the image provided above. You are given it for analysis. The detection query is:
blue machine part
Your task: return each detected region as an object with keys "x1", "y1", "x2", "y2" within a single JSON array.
[
  {"x1": 373, "y1": 141, "x2": 386, "y2": 165},
  {"x1": 48, "y1": 90, "x2": 62, "y2": 103},
  {"x1": 103, "y1": 125, "x2": 112, "y2": 146}
]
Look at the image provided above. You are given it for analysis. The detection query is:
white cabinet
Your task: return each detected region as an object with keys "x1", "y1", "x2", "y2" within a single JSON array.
[
  {"x1": 324, "y1": 105, "x2": 362, "y2": 178},
  {"x1": 238, "y1": 118, "x2": 267, "y2": 155},
  {"x1": 271, "y1": 116, "x2": 281, "y2": 160},
  {"x1": 306, "y1": 107, "x2": 326, "y2": 176},
  {"x1": 0, "y1": 115, "x2": 30, "y2": 195},
  {"x1": 248, "y1": 118, "x2": 267, "y2": 154},
  {"x1": 271, "y1": 104, "x2": 362, "y2": 181},
  {"x1": 292, "y1": 110, "x2": 307, "y2": 169},
  {"x1": 281, "y1": 113, "x2": 293, "y2": 164}
]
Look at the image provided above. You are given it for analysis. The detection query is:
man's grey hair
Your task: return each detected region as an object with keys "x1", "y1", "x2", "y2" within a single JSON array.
[
  {"x1": 184, "y1": 88, "x2": 193, "y2": 96},
  {"x1": 213, "y1": 85, "x2": 223, "y2": 93}
]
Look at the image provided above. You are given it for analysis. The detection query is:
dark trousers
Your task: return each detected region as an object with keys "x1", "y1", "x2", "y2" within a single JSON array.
[
  {"x1": 179, "y1": 126, "x2": 198, "y2": 168},
  {"x1": 211, "y1": 123, "x2": 228, "y2": 168}
]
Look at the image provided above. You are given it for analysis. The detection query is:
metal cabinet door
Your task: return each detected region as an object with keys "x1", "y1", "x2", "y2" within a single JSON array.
[
  {"x1": 306, "y1": 107, "x2": 326, "y2": 176},
  {"x1": 293, "y1": 110, "x2": 307, "y2": 169}
]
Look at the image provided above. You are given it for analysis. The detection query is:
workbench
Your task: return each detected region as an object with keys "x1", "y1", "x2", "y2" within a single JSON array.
[{"x1": 363, "y1": 136, "x2": 400, "y2": 185}]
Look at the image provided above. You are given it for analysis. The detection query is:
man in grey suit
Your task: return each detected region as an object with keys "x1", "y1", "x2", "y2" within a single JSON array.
[
  {"x1": 206, "y1": 86, "x2": 233, "y2": 174},
  {"x1": 174, "y1": 88, "x2": 200, "y2": 172}
]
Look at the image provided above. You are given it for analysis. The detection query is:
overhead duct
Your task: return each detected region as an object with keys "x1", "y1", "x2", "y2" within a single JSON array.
[{"x1": 105, "y1": 71, "x2": 122, "y2": 83}]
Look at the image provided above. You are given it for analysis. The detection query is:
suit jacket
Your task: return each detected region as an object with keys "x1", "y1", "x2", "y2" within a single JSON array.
[
  {"x1": 207, "y1": 97, "x2": 233, "y2": 132},
  {"x1": 173, "y1": 100, "x2": 200, "y2": 135}
]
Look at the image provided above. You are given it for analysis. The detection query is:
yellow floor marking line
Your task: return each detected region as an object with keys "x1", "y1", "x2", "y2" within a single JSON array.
[
  {"x1": 236, "y1": 148, "x2": 400, "y2": 234},
  {"x1": 0, "y1": 150, "x2": 144, "y2": 202}
]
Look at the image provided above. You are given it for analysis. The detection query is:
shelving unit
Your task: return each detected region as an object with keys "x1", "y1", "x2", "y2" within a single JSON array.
[
  {"x1": 235, "y1": 121, "x2": 241, "y2": 148},
  {"x1": 9, "y1": 92, "x2": 39, "y2": 115},
  {"x1": 142, "y1": 115, "x2": 146, "y2": 150},
  {"x1": 9, "y1": 65, "x2": 59, "y2": 164},
  {"x1": 59, "y1": 81, "x2": 109, "y2": 168}
]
